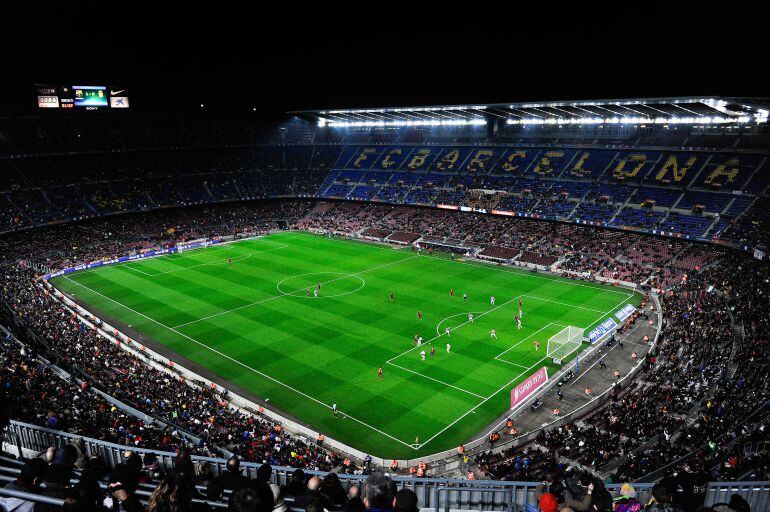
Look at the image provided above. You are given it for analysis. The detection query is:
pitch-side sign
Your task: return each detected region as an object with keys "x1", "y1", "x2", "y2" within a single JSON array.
[
  {"x1": 510, "y1": 366, "x2": 548, "y2": 410},
  {"x1": 588, "y1": 318, "x2": 618, "y2": 343}
]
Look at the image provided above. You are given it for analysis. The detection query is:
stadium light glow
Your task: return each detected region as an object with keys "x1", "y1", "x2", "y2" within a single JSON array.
[
  {"x1": 323, "y1": 119, "x2": 487, "y2": 128},
  {"x1": 506, "y1": 116, "x2": 752, "y2": 125}
]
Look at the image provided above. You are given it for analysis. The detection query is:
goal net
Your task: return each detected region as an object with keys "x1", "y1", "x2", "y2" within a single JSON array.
[
  {"x1": 546, "y1": 325, "x2": 585, "y2": 365},
  {"x1": 177, "y1": 238, "x2": 210, "y2": 253}
]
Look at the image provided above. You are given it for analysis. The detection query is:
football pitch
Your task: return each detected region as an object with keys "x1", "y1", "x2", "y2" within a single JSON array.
[{"x1": 51, "y1": 231, "x2": 641, "y2": 459}]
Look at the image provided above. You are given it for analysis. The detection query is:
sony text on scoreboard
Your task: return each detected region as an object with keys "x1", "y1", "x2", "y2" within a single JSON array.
[{"x1": 35, "y1": 84, "x2": 130, "y2": 110}]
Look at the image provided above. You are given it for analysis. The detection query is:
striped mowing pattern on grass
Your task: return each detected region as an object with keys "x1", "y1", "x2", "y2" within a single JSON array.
[{"x1": 52, "y1": 231, "x2": 640, "y2": 458}]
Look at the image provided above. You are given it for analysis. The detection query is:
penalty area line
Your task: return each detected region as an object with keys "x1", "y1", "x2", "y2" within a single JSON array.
[
  {"x1": 59, "y1": 276, "x2": 420, "y2": 450},
  {"x1": 387, "y1": 362, "x2": 485, "y2": 399}
]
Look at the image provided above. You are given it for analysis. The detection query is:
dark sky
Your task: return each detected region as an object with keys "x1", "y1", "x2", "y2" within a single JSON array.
[{"x1": 4, "y1": 22, "x2": 766, "y2": 116}]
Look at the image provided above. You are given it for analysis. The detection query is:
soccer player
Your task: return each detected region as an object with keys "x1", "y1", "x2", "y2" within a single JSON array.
[
  {"x1": 317, "y1": 282, "x2": 321, "y2": 291},
  {"x1": 468, "y1": 313, "x2": 474, "y2": 323},
  {"x1": 445, "y1": 326, "x2": 451, "y2": 337},
  {"x1": 519, "y1": 306, "x2": 523, "y2": 319},
  {"x1": 417, "y1": 310, "x2": 423, "y2": 320},
  {"x1": 389, "y1": 291, "x2": 394, "y2": 302},
  {"x1": 533, "y1": 340, "x2": 540, "y2": 351},
  {"x1": 377, "y1": 367, "x2": 383, "y2": 381},
  {"x1": 332, "y1": 403, "x2": 338, "y2": 417},
  {"x1": 463, "y1": 292, "x2": 467, "y2": 303},
  {"x1": 446, "y1": 343, "x2": 451, "y2": 353},
  {"x1": 490, "y1": 295, "x2": 495, "y2": 306},
  {"x1": 516, "y1": 316, "x2": 522, "y2": 329},
  {"x1": 417, "y1": 336, "x2": 423, "y2": 346},
  {"x1": 228, "y1": 257, "x2": 232, "y2": 264},
  {"x1": 430, "y1": 345, "x2": 436, "y2": 357},
  {"x1": 490, "y1": 328, "x2": 497, "y2": 339},
  {"x1": 413, "y1": 334, "x2": 419, "y2": 346},
  {"x1": 450, "y1": 288, "x2": 454, "y2": 299},
  {"x1": 420, "y1": 350, "x2": 426, "y2": 361},
  {"x1": 306, "y1": 289, "x2": 310, "y2": 297},
  {"x1": 313, "y1": 288, "x2": 318, "y2": 298}
]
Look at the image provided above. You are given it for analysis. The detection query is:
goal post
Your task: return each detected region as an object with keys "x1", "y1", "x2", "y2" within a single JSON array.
[
  {"x1": 547, "y1": 325, "x2": 585, "y2": 365},
  {"x1": 176, "y1": 238, "x2": 210, "y2": 254}
]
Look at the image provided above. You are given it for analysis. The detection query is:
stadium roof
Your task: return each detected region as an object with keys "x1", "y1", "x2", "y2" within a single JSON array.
[{"x1": 292, "y1": 97, "x2": 769, "y2": 127}]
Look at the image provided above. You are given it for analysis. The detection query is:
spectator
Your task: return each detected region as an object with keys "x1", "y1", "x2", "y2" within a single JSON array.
[
  {"x1": 282, "y1": 469, "x2": 306, "y2": 498},
  {"x1": 206, "y1": 480, "x2": 225, "y2": 503},
  {"x1": 319, "y1": 473, "x2": 347, "y2": 508},
  {"x1": 539, "y1": 492, "x2": 559, "y2": 512},
  {"x1": 613, "y1": 483, "x2": 642, "y2": 512},
  {"x1": 645, "y1": 480, "x2": 684, "y2": 512},
  {"x1": 294, "y1": 477, "x2": 330, "y2": 510},
  {"x1": 342, "y1": 485, "x2": 366, "y2": 512},
  {"x1": 393, "y1": 489, "x2": 419, "y2": 512},
  {"x1": 362, "y1": 472, "x2": 394, "y2": 512},
  {"x1": 2, "y1": 458, "x2": 47, "y2": 512},
  {"x1": 228, "y1": 486, "x2": 272, "y2": 512},
  {"x1": 215, "y1": 457, "x2": 250, "y2": 492},
  {"x1": 147, "y1": 474, "x2": 198, "y2": 512}
]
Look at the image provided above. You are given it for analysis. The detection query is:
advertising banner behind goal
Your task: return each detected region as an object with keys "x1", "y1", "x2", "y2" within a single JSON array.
[{"x1": 510, "y1": 366, "x2": 548, "y2": 410}]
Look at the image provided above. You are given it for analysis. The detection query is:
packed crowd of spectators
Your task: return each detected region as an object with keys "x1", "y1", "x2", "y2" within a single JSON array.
[
  {"x1": 297, "y1": 202, "x2": 722, "y2": 287},
  {"x1": 0, "y1": 201, "x2": 313, "y2": 271},
  {"x1": 1, "y1": 201, "x2": 345, "y2": 477},
  {"x1": 0, "y1": 198, "x2": 767, "y2": 512},
  {"x1": 480, "y1": 253, "x2": 770, "y2": 485},
  {"x1": 0, "y1": 448, "x2": 429, "y2": 512}
]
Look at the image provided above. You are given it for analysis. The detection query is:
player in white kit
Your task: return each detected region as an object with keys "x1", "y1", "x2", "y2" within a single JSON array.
[
  {"x1": 446, "y1": 343, "x2": 451, "y2": 353},
  {"x1": 490, "y1": 328, "x2": 497, "y2": 339},
  {"x1": 490, "y1": 295, "x2": 495, "y2": 306},
  {"x1": 420, "y1": 350, "x2": 426, "y2": 361}
]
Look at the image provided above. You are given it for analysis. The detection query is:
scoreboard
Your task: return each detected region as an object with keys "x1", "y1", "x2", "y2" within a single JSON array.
[{"x1": 35, "y1": 84, "x2": 130, "y2": 110}]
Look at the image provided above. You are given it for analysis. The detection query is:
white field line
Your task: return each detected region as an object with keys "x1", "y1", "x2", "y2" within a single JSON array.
[
  {"x1": 171, "y1": 254, "x2": 420, "y2": 329},
  {"x1": 299, "y1": 232, "x2": 632, "y2": 297},
  {"x1": 61, "y1": 275, "x2": 418, "y2": 450},
  {"x1": 495, "y1": 360, "x2": 531, "y2": 369},
  {"x1": 414, "y1": 294, "x2": 635, "y2": 449},
  {"x1": 414, "y1": 353, "x2": 549, "y2": 449},
  {"x1": 135, "y1": 253, "x2": 256, "y2": 277},
  {"x1": 385, "y1": 295, "x2": 524, "y2": 365},
  {"x1": 123, "y1": 265, "x2": 154, "y2": 277},
  {"x1": 494, "y1": 323, "x2": 562, "y2": 365},
  {"x1": 67, "y1": 232, "x2": 638, "y2": 451},
  {"x1": 72, "y1": 238, "x2": 287, "y2": 277},
  {"x1": 434, "y1": 311, "x2": 485, "y2": 337},
  {"x1": 387, "y1": 362, "x2": 485, "y2": 399},
  {"x1": 520, "y1": 294, "x2": 611, "y2": 314}
]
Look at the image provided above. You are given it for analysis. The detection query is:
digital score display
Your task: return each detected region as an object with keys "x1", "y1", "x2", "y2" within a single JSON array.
[{"x1": 35, "y1": 84, "x2": 130, "y2": 110}]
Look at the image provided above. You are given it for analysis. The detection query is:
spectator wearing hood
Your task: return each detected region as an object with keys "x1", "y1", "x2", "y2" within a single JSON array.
[
  {"x1": 613, "y1": 483, "x2": 642, "y2": 512},
  {"x1": 644, "y1": 480, "x2": 684, "y2": 512}
]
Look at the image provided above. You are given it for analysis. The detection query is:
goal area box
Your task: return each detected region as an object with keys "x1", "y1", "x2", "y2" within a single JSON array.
[{"x1": 547, "y1": 325, "x2": 585, "y2": 365}]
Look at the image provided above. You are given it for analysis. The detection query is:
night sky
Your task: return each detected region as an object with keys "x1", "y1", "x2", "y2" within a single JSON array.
[{"x1": 3, "y1": 24, "x2": 766, "y2": 116}]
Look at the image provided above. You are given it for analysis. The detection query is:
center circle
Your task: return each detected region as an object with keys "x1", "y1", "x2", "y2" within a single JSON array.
[{"x1": 276, "y1": 272, "x2": 365, "y2": 298}]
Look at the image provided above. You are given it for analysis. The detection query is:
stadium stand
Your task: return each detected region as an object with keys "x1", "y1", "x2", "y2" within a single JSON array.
[{"x1": 1, "y1": 106, "x2": 770, "y2": 510}]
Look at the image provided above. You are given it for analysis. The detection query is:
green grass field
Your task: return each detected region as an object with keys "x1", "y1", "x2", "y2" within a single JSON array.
[{"x1": 51, "y1": 231, "x2": 641, "y2": 459}]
